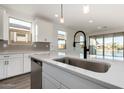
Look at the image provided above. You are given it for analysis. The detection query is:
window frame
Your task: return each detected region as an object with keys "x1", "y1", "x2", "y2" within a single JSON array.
[
  {"x1": 57, "y1": 30, "x2": 67, "y2": 49},
  {"x1": 8, "y1": 17, "x2": 32, "y2": 45}
]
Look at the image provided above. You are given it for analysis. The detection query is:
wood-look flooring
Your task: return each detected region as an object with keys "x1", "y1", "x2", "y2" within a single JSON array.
[{"x1": 0, "y1": 74, "x2": 30, "y2": 89}]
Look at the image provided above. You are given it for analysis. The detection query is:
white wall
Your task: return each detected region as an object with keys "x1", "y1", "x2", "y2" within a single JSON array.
[{"x1": 51, "y1": 24, "x2": 76, "y2": 51}]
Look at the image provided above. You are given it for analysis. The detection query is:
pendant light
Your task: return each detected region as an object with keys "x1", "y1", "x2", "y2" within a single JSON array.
[{"x1": 60, "y1": 4, "x2": 64, "y2": 23}]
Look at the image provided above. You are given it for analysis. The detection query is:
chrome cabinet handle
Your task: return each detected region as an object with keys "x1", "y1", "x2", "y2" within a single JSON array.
[{"x1": 4, "y1": 56, "x2": 9, "y2": 57}]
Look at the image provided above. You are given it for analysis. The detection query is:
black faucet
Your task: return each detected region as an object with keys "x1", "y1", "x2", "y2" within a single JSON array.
[{"x1": 73, "y1": 31, "x2": 89, "y2": 59}]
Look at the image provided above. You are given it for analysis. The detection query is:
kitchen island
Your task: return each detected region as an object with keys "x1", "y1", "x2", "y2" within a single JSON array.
[{"x1": 30, "y1": 51, "x2": 124, "y2": 89}]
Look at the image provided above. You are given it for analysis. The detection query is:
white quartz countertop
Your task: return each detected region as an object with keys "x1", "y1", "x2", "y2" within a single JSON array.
[
  {"x1": 0, "y1": 50, "x2": 50, "y2": 55},
  {"x1": 31, "y1": 51, "x2": 124, "y2": 89}
]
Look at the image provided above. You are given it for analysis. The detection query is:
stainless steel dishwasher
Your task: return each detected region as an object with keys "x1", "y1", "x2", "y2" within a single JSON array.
[{"x1": 31, "y1": 58, "x2": 42, "y2": 89}]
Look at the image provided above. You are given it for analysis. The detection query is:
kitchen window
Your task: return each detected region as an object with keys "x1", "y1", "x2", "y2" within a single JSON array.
[
  {"x1": 9, "y1": 17, "x2": 32, "y2": 45},
  {"x1": 57, "y1": 31, "x2": 66, "y2": 49}
]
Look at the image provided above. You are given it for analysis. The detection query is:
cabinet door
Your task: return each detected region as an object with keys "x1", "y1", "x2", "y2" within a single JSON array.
[
  {"x1": 0, "y1": 9, "x2": 3, "y2": 39},
  {"x1": 0, "y1": 8, "x2": 8, "y2": 40},
  {"x1": 35, "y1": 19, "x2": 53, "y2": 42},
  {"x1": 43, "y1": 63, "x2": 106, "y2": 89},
  {"x1": 0, "y1": 59, "x2": 6, "y2": 80},
  {"x1": 24, "y1": 54, "x2": 31, "y2": 73},
  {"x1": 7, "y1": 57, "x2": 24, "y2": 78},
  {"x1": 42, "y1": 72, "x2": 60, "y2": 89}
]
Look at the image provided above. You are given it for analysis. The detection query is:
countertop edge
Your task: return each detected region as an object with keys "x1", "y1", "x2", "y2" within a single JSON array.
[{"x1": 30, "y1": 55, "x2": 123, "y2": 89}]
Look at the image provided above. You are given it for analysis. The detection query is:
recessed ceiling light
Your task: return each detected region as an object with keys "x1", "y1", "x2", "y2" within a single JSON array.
[
  {"x1": 89, "y1": 20, "x2": 93, "y2": 23},
  {"x1": 54, "y1": 14, "x2": 58, "y2": 18}
]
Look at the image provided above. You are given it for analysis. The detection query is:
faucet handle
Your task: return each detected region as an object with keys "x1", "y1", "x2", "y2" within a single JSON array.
[{"x1": 87, "y1": 48, "x2": 89, "y2": 51}]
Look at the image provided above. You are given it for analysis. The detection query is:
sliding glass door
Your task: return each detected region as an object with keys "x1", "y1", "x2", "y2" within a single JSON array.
[
  {"x1": 113, "y1": 34, "x2": 123, "y2": 60},
  {"x1": 104, "y1": 36, "x2": 113, "y2": 59},
  {"x1": 96, "y1": 37, "x2": 103, "y2": 58},
  {"x1": 89, "y1": 37, "x2": 96, "y2": 55},
  {"x1": 89, "y1": 32, "x2": 124, "y2": 60}
]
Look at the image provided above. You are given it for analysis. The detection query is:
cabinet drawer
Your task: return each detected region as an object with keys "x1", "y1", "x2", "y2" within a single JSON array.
[
  {"x1": 0, "y1": 55, "x2": 4, "y2": 59},
  {"x1": 0, "y1": 54, "x2": 9, "y2": 59},
  {"x1": 0, "y1": 54, "x2": 23, "y2": 59},
  {"x1": 9, "y1": 54, "x2": 23, "y2": 58},
  {"x1": 43, "y1": 63, "x2": 106, "y2": 89}
]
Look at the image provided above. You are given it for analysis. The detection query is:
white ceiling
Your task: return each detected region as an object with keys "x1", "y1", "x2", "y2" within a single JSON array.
[{"x1": 1, "y1": 4, "x2": 124, "y2": 33}]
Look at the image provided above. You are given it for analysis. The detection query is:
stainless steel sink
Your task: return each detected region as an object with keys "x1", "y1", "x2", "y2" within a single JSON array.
[{"x1": 53, "y1": 57, "x2": 110, "y2": 73}]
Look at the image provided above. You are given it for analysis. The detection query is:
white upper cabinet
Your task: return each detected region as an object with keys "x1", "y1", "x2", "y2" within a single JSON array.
[
  {"x1": 0, "y1": 8, "x2": 8, "y2": 40},
  {"x1": 33, "y1": 18, "x2": 53, "y2": 42},
  {"x1": 0, "y1": 8, "x2": 4, "y2": 39}
]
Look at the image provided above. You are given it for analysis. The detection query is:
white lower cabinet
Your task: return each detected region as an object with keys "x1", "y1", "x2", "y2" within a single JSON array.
[
  {"x1": 42, "y1": 72, "x2": 61, "y2": 89},
  {"x1": 7, "y1": 57, "x2": 24, "y2": 78},
  {"x1": 0, "y1": 54, "x2": 24, "y2": 80},
  {"x1": 42, "y1": 72, "x2": 68, "y2": 89},
  {"x1": 42, "y1": 74, "x2": 68, "y2": 89},
  {"x1": 0, "y1": 59, "x2": 6, "y2": 80},
  {"x1": 24, "y1": 54, "x2": 31, "y2": 73},
  {"x1": 43, "y1": 63, "x2": 108, "y2": 89}
]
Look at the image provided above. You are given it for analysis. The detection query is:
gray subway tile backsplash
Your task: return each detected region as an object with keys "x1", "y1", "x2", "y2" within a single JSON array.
[{"x1": 0, "y1": 40, "x2": 50, "y2": 52}]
